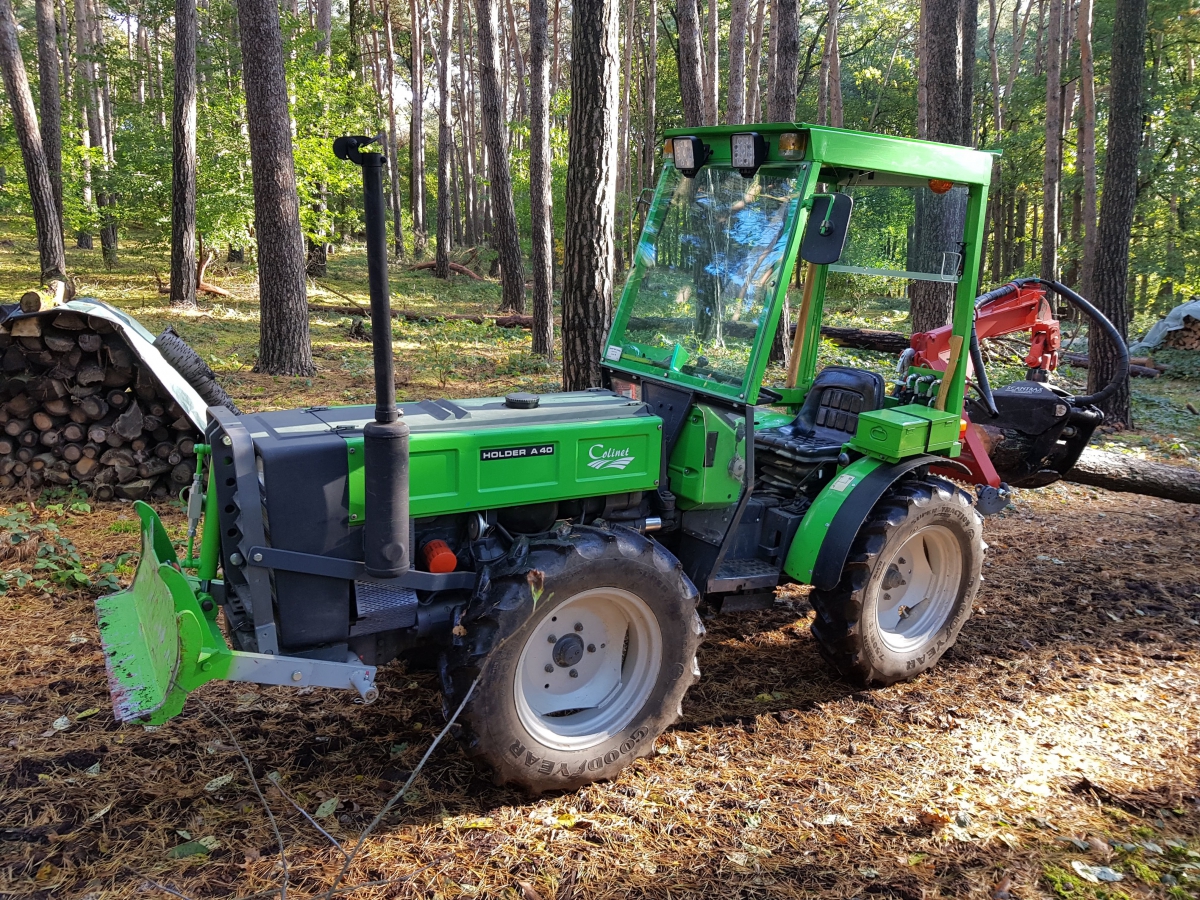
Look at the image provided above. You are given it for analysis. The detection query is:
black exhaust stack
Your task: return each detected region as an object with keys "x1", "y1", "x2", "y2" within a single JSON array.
[{"x1": 334, "y1": 135, "x2": 410, "y2": 577}]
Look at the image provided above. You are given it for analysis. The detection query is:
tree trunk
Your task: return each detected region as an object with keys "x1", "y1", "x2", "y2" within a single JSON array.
[
  {"x1": 726, "y1": 0, "x2": 747, "y2": 124},
  {"x1": 909, "y1": 0, "x2": 964, "y2": 333},
  {"x1": 435, "y1": 0, "x2": 454, "y2": 277},
  {"x1": 1076, "y1": 0, "x2": 1097, "y2": 298},
  {"x1": 1040, "y1": 0, "x2": 1062, "y2": 281},
  {"x1": 1087, "y1": 0, "x2": 1146, "y2": 426},
  {"x1": 411, "y1": 0, "x2": 428, "y2": 256},
  {"x1": 551, "y1": 0, "x2": 562, "y2": 91},
  {"x1": 703, "y1": 0, "x2": 717, "y2": 124},
  {"x1": 766, "y1": 0, "x2": 797, "y2": 121},
  {"x1": 1066, "y1": 449, "x2": 1200, "y2": 505},
  {"x1": 503, "y1": 0, "x2": 527, "y2": 124},
  {"x1": 644, "y1": 0, "x2": 657, "y2": 188},
  {"x1": 745, "y1": 0, "x2": 766, "y2": 121},
  {"x1": 455, "y1": 0, "x2": 478, "y2": 245},
  {"x1": 35, "y1": 0, "x2": 63, "y2": 226},
  {"x1": 817, "y1": 0, "x2": 841, "y2": 126},
  {"x1": 383, "y1": 0, "x2": 406, "y2": 259},
  {"x1": 561, "y1": 0, "x2": 618, "y2": 390},
  {"x1": 316, "y1": 0, "x2": 332, "y2": 52},
  {"x1": 959, "y1": 0, "x2": 976, "y2": 144},
  {"x1": 170, "y1": 0, "x2": 198, "y2": 309},
  {"x1": 530, "y1": 0, "x2": 554, "y2": 357},
  {"x1": 675, "y1": 0, "x2": 704, "y2": 128},
  {"x1": 475, "y1": 0, "x2": 526, "y2": 312},
  {"x1": 617, "y1": 0, "x2": 634, "y2": 195},
  {"x1": 0, "y1": 0, "x2": 66, "y2": 282},
  {"x1": 237, "y1": 0, "x2": 315, "y2": 376}
]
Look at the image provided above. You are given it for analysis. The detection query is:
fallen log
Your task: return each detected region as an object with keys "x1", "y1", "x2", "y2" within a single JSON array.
[
  {"x1": 494, "y1": 314, "x2": 535, "y2": 329},
  {"x1": 307, "y1": 303, "x2": 486, "y2": 325},
  {"x1": 1063, "y1": 353, "x2": 1162, "y2": 378},
  {"x1": 813, "y1": 325, "x2": 911, "y2": 353},
  {"x1": 1065, "y1": 448, "x2": 1200, "y2": 504},
  {"x1": 408, "y1": 260, "x2": 484, "y2": 280}
]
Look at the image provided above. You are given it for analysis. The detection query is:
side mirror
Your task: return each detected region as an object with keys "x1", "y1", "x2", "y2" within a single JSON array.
[{"x1": 801, "y1": 193, "x2": 854, "y2": 265}]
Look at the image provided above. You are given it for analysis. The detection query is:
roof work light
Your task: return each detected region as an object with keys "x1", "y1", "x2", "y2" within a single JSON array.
[
  {"x1": 731, "y1": 132, "x2": 769, "y2": 177},
  {"x1": 670, "y1": 136, "x2": 710, "y2": 177}
]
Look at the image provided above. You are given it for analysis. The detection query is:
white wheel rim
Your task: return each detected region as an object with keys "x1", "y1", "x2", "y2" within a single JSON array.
[
  {"x1": 874, "y1": 524, "x2": 963, "y2": 653},
  {"x1": 514, "y1": 587, "x2": 663, "y2": 752}
]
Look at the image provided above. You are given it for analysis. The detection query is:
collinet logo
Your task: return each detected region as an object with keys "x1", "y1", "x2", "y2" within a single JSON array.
[{"x1": 587, "y1": 444, "x2": 634, "y2": 470}]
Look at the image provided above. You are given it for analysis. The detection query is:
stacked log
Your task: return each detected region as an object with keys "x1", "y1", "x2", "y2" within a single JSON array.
[
  {"x1": 0, "y1": 310, "x2": 201, "y2": 499},
  {"x1": 1163, "y1": 316, "x2": 1200, "y2": 351}
]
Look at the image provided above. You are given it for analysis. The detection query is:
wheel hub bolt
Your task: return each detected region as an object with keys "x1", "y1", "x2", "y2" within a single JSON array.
[
  {"x1": 544, "y1": 664, "x2": 554, "y2": 673},
  {"x1": 547, "y1": 634, "x2": 556, "y2": 643},
  {"x1": 574, "y1": 623, "x2": 583, "y2": 632},
  {"x1": 587, "y1": 644, "x2": 596, "y2": 653},
  {"x1": 569, "y1": 669, "x2": 578, "y2": 678}
]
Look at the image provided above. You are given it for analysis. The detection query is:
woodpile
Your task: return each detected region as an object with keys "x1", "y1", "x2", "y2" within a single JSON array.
[
  {"x1": 0, "y1": 310, "x2": 201, "y2": 499},
  {"x1": 1163, "y1": 316, "x2": 1200, "y2": 350}
]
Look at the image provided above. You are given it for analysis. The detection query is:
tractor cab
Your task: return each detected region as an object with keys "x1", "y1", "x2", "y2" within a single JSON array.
[{"x1": 599, "y1": 125, "x2": 995, "y2": 603}]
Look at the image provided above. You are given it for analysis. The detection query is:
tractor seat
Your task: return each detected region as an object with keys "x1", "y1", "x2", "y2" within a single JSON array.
[{"x1": 756, "y1": 366, "x2": 885, "y2": 462}]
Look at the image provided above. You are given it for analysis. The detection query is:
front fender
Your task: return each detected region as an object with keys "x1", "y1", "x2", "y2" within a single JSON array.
[{"x1": 783, "y1": 455, "x2": 945, "y2": 590}]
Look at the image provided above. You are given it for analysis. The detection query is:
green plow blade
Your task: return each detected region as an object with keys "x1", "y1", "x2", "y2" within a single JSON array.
[{"x1": 94, "y1": 501, "x2": 230, "y2": 723}]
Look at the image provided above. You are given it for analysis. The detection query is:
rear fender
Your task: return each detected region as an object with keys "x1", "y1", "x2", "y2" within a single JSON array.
[{"x1": 783, "y1": 456, "x2": 942, "y2": 590}]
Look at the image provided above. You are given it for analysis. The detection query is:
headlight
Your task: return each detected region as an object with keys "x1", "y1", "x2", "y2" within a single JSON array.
[
  {"x1": 731, "y1": 132, "x2": 768, "y2": 177},
  {"x1": 670, "y1": 136, "x2": 709, "y2": 177}
]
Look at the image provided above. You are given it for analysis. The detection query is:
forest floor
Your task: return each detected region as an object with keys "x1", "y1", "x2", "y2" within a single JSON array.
[{"x1": 1, "y1": 232, "x2": 1200, "y2": 899}]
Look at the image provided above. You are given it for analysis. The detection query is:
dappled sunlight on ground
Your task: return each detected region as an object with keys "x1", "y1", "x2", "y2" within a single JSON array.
[{"x1": 0, "y1": 487, "x2": 1197, "y2": 898}]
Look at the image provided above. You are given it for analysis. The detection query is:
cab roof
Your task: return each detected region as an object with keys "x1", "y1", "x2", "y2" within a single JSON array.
[{"x1": 662, "y1": 123, "x2": 996, "y2": 188}]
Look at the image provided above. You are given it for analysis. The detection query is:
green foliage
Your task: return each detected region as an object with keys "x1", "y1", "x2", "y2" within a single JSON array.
[{"x1": 0, "y1": 502, "x2": 132, "y2": 596}]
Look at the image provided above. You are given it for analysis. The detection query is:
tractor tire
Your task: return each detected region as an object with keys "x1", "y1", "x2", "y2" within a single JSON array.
[
  {"x1": 440, "y1": 525, "x2": 703, "y2": 793},
  {"x1": 153, "y1": 327, "x2": 241, "y2": 414},
  {"x1": 809, "y1": 476, "x2": 984, "y2": 686}
]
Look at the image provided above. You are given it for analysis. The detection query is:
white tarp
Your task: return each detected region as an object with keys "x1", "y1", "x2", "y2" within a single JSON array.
[
  {"x1": 4, "y1": 298, "x2": 208, "y2": 431},
  {"x1": 1130, "y1": 298, "x2": 1200, "y2": 353}
]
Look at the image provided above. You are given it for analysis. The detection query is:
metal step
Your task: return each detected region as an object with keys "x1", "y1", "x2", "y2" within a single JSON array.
[
  {"x1": 351, "y1": 582, "x2": 418, "y2": 636},
  {"x1": 708, "y1": 557, "x2": 781, "y2": 594}
]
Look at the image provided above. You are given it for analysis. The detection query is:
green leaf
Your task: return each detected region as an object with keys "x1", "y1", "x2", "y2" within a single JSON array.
[
  {"x1": 314, "y1": 797, "x2": 339, "y2": 819},
  {"x1": 167, "y1": 840, "x2": 212, "y2": 859}
]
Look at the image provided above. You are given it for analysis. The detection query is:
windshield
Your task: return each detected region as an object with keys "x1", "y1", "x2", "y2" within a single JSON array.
[{"x1": 609, "y1": 163, "x2": 808, "y2": 393}]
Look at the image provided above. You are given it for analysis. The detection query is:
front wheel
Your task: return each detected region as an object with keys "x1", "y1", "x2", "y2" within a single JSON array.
[
  {"x1": 441, "y1": 526, "x2": 703, "y2": 792},
  {"x1": 809, "y1": 476, "x2": 984, "y2": 685}
]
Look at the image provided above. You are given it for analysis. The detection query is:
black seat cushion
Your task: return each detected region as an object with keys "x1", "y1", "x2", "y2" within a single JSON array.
[{"x1": 756, "y1": 366, "x2": 885, "y2": 462}]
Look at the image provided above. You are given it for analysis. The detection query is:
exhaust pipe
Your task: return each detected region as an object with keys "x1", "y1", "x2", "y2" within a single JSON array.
[{"x1": 335, "y1": 135, "x2": 410, "y2": 577}]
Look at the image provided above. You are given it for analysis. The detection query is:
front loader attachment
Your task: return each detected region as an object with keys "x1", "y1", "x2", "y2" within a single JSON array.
[
  {"x1": 95, "y1": 502, "x2": 231, "y2": 723},
  {"x1": 95, "y1": 502, "x2": 379, "y2": 725}
]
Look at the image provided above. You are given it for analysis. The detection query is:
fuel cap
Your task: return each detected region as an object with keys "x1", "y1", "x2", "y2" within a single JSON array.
[{"x1": 505, "y1": 392, "x2": 540, "y2": 409}]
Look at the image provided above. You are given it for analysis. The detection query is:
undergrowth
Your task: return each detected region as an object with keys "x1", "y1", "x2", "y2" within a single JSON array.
[{"x1": 0, "y1": 498, "x2": 133, "y2": 596}]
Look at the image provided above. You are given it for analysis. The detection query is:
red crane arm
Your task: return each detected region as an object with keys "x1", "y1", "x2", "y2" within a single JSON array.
[
  {"x1": 909, "y1": 283, "x2": 1061, "y2": 374},
  {"x1": 906, "y1": 282, "x2": 1064, "y2": 489}
]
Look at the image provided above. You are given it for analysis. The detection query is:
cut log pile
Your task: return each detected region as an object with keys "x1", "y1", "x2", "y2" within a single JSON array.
[
  {"x1": 1163, "y1": 316, "x2": 1200, "y2": 351},
  {"x1": 0, "y1": 310, "x2": 201, "y2": 499}
]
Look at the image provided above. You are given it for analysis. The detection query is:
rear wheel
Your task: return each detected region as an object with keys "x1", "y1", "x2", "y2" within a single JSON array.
[
  {"x1": 809, "y1": 477, "x2": 984, "y2": 685},
  {"x1": 441, "y1": 526, "x2": 703, "y2": 792}
]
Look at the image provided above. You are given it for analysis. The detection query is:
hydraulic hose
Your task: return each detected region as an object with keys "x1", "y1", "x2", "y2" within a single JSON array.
[
  {"x1": 968, "y1": 325, "x2": 999, "y2": 417},
  {"x1": 1013, "y1": 277, "x2": 1131, "y2": 407}
]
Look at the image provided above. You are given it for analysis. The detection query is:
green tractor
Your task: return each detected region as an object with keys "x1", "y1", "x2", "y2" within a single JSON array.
[{"x1": 93, "y1": 124, "x2": 1126, "y2": 792}]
